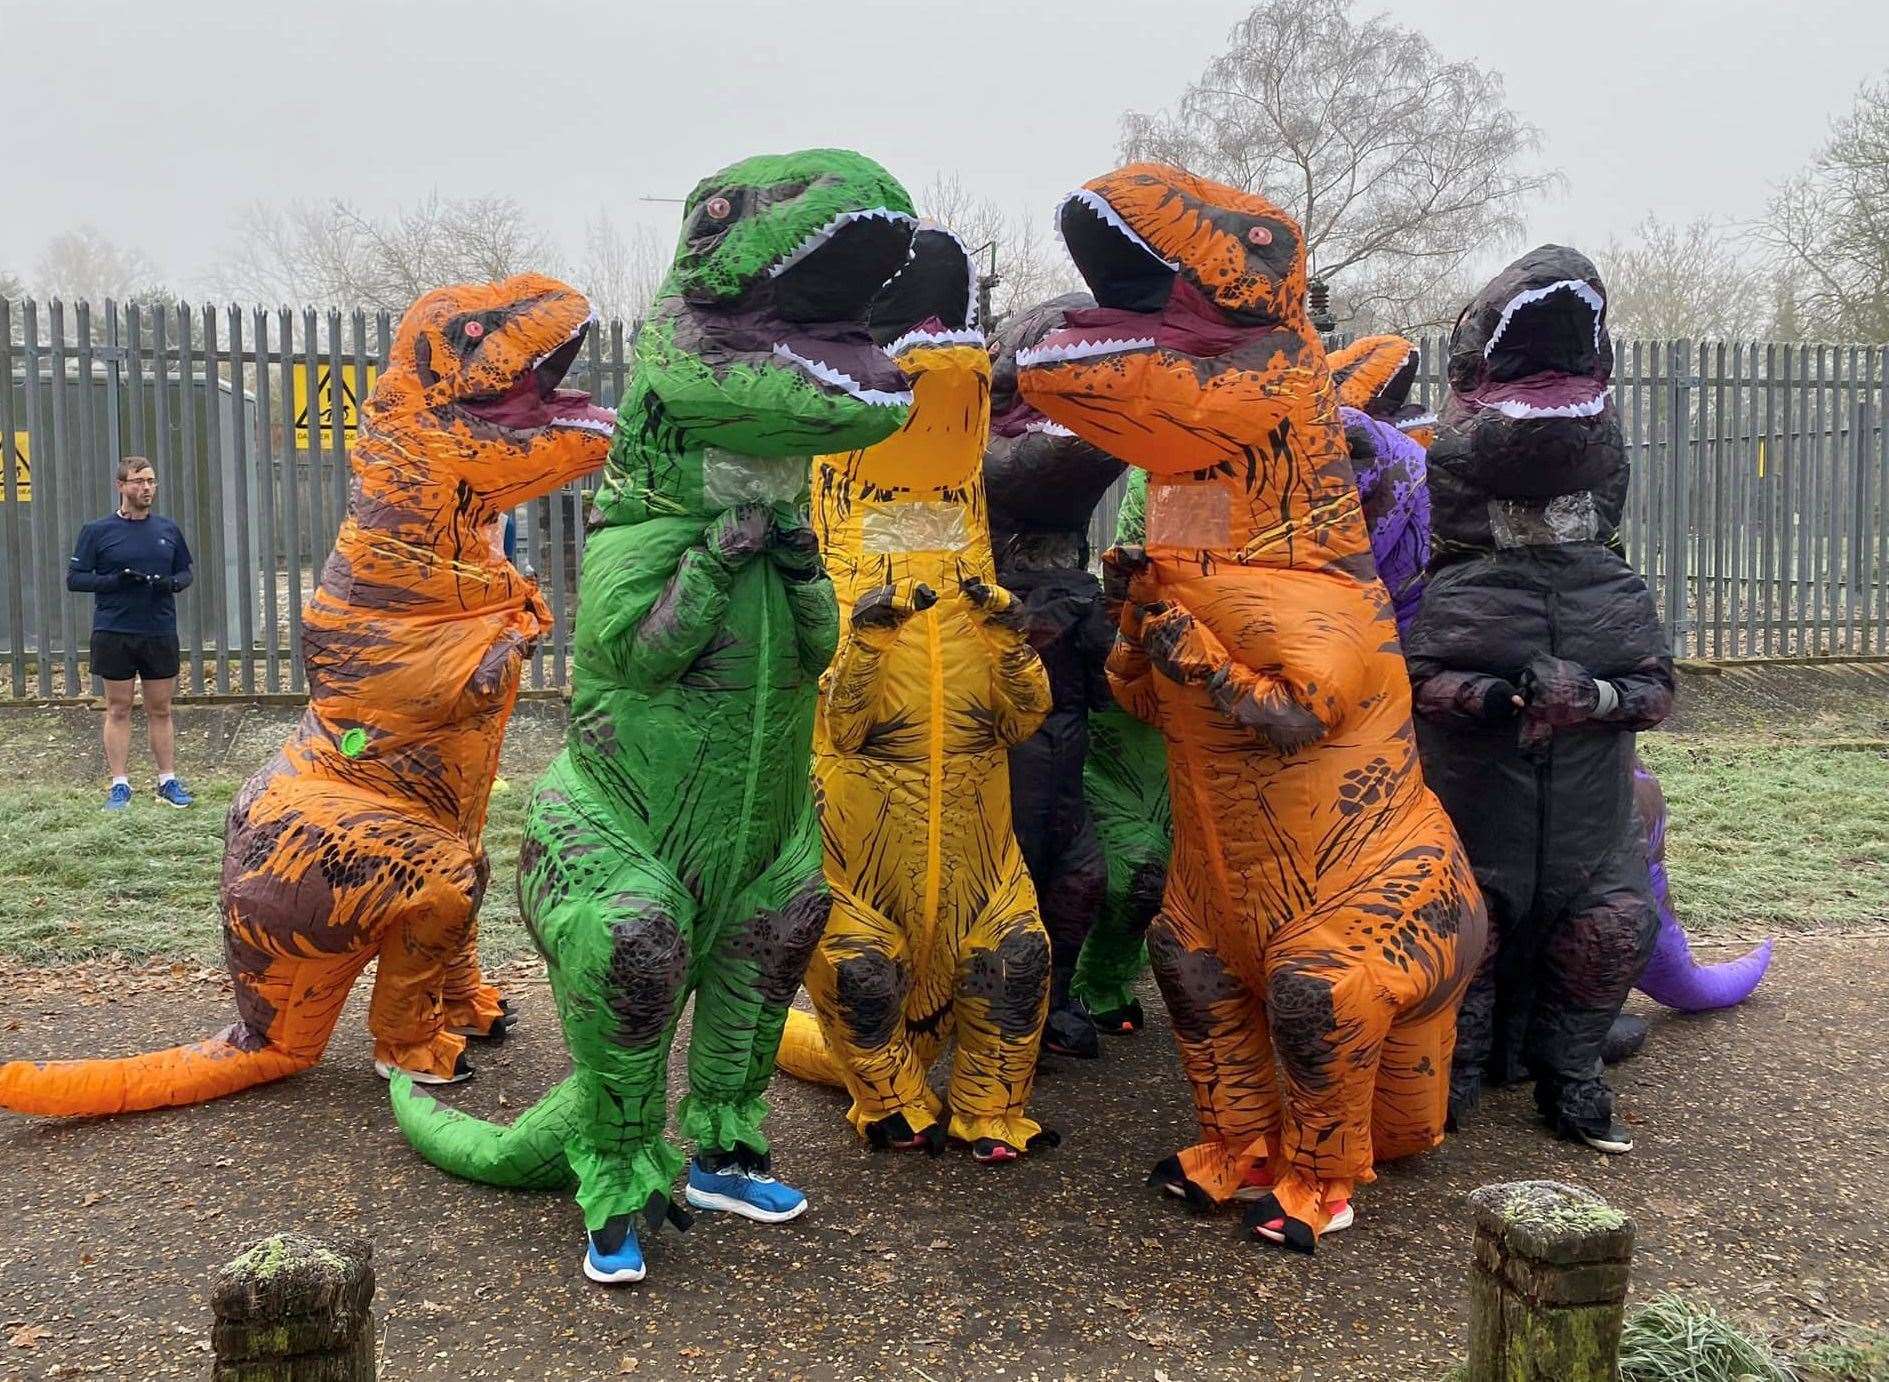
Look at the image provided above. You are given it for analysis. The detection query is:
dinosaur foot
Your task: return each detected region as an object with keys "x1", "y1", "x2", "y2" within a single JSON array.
[
  {"x1": 864, "y1": 1113, "x2": 946, "y2": 1156},
  {"x1": 1147, "y1": 1154, "x2": 1216, "y2": 1212},
  {"x1": 374, "y1": 1051, "x2": 473, "y2": 1086}
]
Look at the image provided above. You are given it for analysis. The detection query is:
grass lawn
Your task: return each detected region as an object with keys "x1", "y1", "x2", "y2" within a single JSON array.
[
  {"x1": 0, "y1": 773, "x2": 536, "y2": 966},
  {"x1": 0, "y1": 712, "x2": 1882, "y2": 966}
]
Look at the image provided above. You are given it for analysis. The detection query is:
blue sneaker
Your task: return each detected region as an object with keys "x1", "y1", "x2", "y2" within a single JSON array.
[
  {"x1": 155, "y1": 778, "x2": 194, "y2": 809},
  {"x1": 103, "y1": 782, "x2": 132, "y2": 812},
  {"x1": 582, "y1": 1218, "x2": 646, "y2": 1285},
  {"x1": 684, "y1": 1155, "x2": 808, "y2": 1223}
]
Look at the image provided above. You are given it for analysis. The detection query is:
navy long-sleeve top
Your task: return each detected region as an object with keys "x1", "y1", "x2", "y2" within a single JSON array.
[{"x1": 67, "y1": 512, "x2": 194, "y2": 634}]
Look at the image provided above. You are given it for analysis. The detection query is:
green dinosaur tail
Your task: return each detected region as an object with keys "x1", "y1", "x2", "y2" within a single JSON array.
[{"x1": 388, "y1": 1073, "x2": 579, "y2": 1191}]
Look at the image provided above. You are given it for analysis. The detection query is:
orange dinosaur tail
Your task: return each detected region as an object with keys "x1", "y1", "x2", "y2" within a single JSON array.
[{"x1": 0, "y1": 1028, "x2": 317, "y2": 1117}]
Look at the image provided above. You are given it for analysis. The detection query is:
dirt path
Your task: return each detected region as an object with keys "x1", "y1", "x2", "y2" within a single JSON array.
[{"x1": 2, "y1": 935, "x2": 1885, "y2": 1381}]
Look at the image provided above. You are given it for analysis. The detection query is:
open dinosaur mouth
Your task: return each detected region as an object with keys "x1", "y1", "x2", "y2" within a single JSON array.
[
  {"x1": 758, "y1": 207, "x2": 917, "y2": 407},
  {"x1": 460, "y1": 320, "x2": 617, "y2": 435},
  {"x1": 1469, "y1": 279, "x2": 1609, "y2": 420},
  {"x1": 1020, "y1": 189, "x2": 1250, "y2": 369}
]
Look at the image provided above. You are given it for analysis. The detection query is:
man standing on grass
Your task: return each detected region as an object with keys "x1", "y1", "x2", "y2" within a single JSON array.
[{"x1": 66, "y1": 456, "x2": 195, "y2": 812}]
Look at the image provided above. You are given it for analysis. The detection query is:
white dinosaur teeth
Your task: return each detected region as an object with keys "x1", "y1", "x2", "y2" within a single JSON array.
[
  {"x1": 529, "y1": 321, "x2": 591, "y2": 371},
  {"x1": 765, "y1": 207, "x2": 918, "y2": 280},
  {"x1": 550, "y1": 416, "x2": 616, "y2": 434},
  {"x1": 1024, "y1": 418, "x2": 1076, "y2": 437},
  {"x1": 883, "y1": 325, "x2": 986, "y2": 357},
  {"x1": 1489, "y1": 391, "x2": 1608, "y2": 420},
  {"x1": 1059, "y1": 188, "x2": 1179, "y2": 270},
  {"x1": 771, "y1": 343, "x2": 913, "y2": 407},
  {"x1": 1483, "y1": 279, "x2": 1606, "y2": 360},
  {"x1": 1015, "y1": 336, "x2": 1157, "y2": 368},
  {"x1": 1397, "y1": 412, "x2": 1438, "y2": 431}
]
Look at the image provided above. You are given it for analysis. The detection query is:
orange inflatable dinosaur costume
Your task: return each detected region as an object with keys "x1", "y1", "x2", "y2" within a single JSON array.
[
  {"x1": 0, "y1": 275, "x2": 614, "y2": 1116},
  {"x1": 1017, "y1": 166, "x2": 1486, "y2": 1251}
]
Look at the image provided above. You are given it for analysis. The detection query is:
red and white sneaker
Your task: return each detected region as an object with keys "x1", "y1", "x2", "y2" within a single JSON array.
[
  {"x1": 1252, "y1": 1198, "x2": 1353, "y2": 1244},
  {"x1": 1232, "y1": 1166, "x2": 1278, "y2": 1202}
]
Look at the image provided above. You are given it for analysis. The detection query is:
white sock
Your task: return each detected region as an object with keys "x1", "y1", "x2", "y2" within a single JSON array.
[
  {"x1": 157, "y1": 772, "x2": 176, "y2": 786},
  {"x1": 111, "y1": 776, "x2": 130, "y2": 788}
]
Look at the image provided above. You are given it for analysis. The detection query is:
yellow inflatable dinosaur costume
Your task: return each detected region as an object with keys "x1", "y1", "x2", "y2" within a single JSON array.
[{"x1": 776, "y1": 225, "x2": 1057, "y2": 1162}]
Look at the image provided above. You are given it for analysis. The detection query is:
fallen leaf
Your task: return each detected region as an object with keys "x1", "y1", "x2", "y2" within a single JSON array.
[
  {"x1": 80, "y1": 1192, "x2": 105, "y2": 1207},
  {"x1": 9, "y1": 1324, "x2": 50, "y2": 1349},
  {"x1": 927, "y1": 1237, "x2": 949, "y2": 1250},
  {"x1": 618, "y1": 1359, "x2": 640, "y2": 1374}
]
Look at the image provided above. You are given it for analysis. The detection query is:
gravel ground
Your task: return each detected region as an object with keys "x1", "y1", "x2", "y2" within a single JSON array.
[{"x1": 2, "y1": 933, "x2": 1884, "y2": 1381}]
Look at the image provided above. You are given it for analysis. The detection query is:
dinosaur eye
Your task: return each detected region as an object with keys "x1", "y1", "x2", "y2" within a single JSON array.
[
  {"x1": 463, "y1": 320, "x2": 486, "y2": 340},
  {"x1": 705, "y1": 196, "x2": 733, "y2": 220},
  {"x1": 1247, "y1": 226, "x2": 1273, "y2": 247}
]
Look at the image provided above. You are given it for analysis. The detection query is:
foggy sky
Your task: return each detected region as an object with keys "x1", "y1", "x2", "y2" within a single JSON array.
[{"x1": 3, "y1": 0, "x2": 1884, "y2": 294}]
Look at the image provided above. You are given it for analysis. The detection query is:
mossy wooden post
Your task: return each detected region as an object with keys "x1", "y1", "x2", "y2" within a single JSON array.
[
  {"x1": 1466, "y1": 1181, "x2": 1634, "y2": 1382},
  {"x1": 211, "y1": 1233, "x2": 376, "y2": 1381}
]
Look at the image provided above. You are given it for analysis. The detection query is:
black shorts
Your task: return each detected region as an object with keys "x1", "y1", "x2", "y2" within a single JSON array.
[{"x1": 90, "y1": 631, "x2": 180, "y2": 683}]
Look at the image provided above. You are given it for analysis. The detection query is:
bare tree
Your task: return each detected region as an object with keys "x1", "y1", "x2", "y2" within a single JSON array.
[
  {"x1": 210, "y1": 193, "x2": 564, "y2": 312},
  {"x1": 1763, "y1": 74, "x2": 1889, "y2": 341},
  {"x1": 1118, "y1": 0, "x2": 1558, "y2": 329},
  {"x1": 576, "y1": 210, "x2": 666, "y2": 325},
  {"x1": 32, "y1": 225, "x2": 169, "y2": 305},
  {"x1": 917, "y1": 174, "x2": 1084, "y2": 322},
  {"x1": 1600, "y1": 215, "x2": 1773, "y2": 340}
]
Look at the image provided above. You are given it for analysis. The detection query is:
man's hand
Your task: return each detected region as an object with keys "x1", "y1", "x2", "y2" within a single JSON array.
[
  {"x1": 764, "y1": 510, "x2": 824, "y2": 582},
  {"x1": 851, "y1": 582, "x2": 937, "y2": 632},
  {"x1": 704, "y1": 504, "x2": 769, "y2": 571},
  {"x1": 1476, "y1": 679, "x2": 1525, "y2": 722}
]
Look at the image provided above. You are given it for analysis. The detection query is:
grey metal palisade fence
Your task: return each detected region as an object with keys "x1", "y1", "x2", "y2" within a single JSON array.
[{"x1": 2, "y1": 297, "x2": 1886, "y2": 701}]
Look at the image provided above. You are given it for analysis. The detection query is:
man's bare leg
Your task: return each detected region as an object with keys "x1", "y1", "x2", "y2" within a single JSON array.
[
  {"x1": 102, "y1": 678, "x2": 135, "y2": 781},
  {"x1": 142, "y1": 676, "x2": 176, "y2": 778}
]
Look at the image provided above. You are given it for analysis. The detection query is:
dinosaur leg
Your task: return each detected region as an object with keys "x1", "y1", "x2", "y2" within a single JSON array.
[
  {"x1": 1370, "y1": 1004, "x2": 1460, "y2": 1163},
  {"x1": 442, "y1": 849, "x2": 512, "y2": 1039},
  {"x1": 1072, "y1": 842, "x2": 1165, "y2": 1034},
  {"x1": 802, "y1": 885, "x2": 946, "y2": 1142},
  {"x1": 1529, "y1": 872, "x2": 1659, "y2": 1146},
  {"x1": 364, "y1": 825, "x2": 484, "y2": 1081},
  {"x1": 680, "y1": 813, "x2": 831, "y2": 1162},
  {"x1": 948, "y1": 864, "x2": 1053, "y2": 1156},
  {"x1": 1040, "y1": 814, "x2": 1107, "y2": 1059},
  {"x1": 1143, "y1": 898, "x2": 1280, "y2": 1208}
]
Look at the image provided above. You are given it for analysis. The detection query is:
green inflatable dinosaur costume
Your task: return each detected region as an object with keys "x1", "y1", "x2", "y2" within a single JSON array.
[
  {"x1": 389, "y1": 149, "x2": 918, "y2": 1286},
  {"x1": 1070, "y1": 470, "x2": 1174, "y2": 1034}
]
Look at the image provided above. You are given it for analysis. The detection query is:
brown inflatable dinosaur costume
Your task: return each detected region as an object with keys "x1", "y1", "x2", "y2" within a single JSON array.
[
  {"x1": 0, "y1": 274, "x2": 614, "y2": 1116},
  {"x1": 1018, "y1": 165, "x2": 1486, "y2": 1251}
]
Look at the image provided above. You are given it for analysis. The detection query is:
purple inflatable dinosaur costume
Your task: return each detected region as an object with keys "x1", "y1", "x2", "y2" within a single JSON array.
[{"x1": 1341, "y1": 394, "x2": 1771, "y2": 1029}]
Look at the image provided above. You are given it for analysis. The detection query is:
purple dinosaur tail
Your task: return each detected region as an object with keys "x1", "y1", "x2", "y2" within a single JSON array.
[{"x1": 1633, "y1": 760, "x2": 1774, "y2": 1012}]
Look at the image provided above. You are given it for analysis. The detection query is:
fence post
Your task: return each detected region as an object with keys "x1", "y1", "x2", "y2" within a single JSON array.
[
  {"x1": 211, "y1": 1233, "x2": 376, "y2": 1381},
  {"x1": 1465, "y1": 1181, "x2": 1634, "y2": 1382}
]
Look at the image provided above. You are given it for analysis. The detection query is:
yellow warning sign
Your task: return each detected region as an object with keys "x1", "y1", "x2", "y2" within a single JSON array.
[
  {"x1": 2, "y1": 432, "x2": 27, "y2": 502},
  {"x1": 292, "y1": 362, "x2": 379, "y2": 448}
]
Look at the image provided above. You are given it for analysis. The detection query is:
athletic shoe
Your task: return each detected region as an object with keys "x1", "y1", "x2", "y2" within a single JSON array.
[
  {"x1": 583, "y1": 1219, "x2": 646, "y2": 1285},
  {"x1": 1576, "y1": 1123, "x2": 1635, "y2": 1155},
  {"x1": 103, "y1": 783, "x2": 133, "y2": 812},
  {"x1": 1043, "y1": 1003, "x2": 1101, "y2": 1060},
  {"x1": 684, "y1": 1157, "x2": 808, "y2": 1223},
  {"x1": 1231, "y1": 1165, "x2": 1278, "y2": 1203},
  {"x1": 373, "y1": 1052, "x2": 473, "y2": 1086},
  {"x1": 155, "y1": 778, "x2": 194, "y2": 809},
  {"x1": 1251, "y1": 1197, "x2": 1354, "y2": 1247}
]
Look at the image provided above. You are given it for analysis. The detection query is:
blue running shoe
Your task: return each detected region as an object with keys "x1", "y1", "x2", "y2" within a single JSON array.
[
  {"x1": 155, "y1": 778, "x2": 194, "y2": 809},
  {"x1": 582, "y1": 1218, "x2": 646, "y2": 1285},
  {"x1": 103, "y1": 782, "x2": 132, "y2": 813},
  {"x1": 684, "y1": 1155, "x2": 808, "y2": 1223}
]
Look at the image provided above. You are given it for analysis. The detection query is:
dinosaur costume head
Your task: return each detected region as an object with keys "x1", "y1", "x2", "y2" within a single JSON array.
[
  {"x1": 361, "y1": 274, "x2": 615, "y2": 517},
  {"x1": 810, "y1": 223, "x2": 995, "y2": 575},
  {"x1": 1018, "y1": 163, "x2": 1362, "y2": 571},
  {"x1": 599, "y1": 149, "x2": 918, "y2": 525},
  {"x1": 1427, "y1": 245, "x2": 1625, "y2": 560},
  {"x1": 1328, "y1": 334, "x2": 1435, "y2": 448},
  {"x1": 984, "y1": 292, "x2": 1125, "y2": 570}
]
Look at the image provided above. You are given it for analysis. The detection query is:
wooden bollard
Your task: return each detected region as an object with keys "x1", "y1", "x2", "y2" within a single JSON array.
[
  {"x1": 1465, "y1": 1181, "x2": 1634, "y2": 1382},
  {"x1": 211, "y1": 1233, "x2": 376, "y2": 1381}
]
